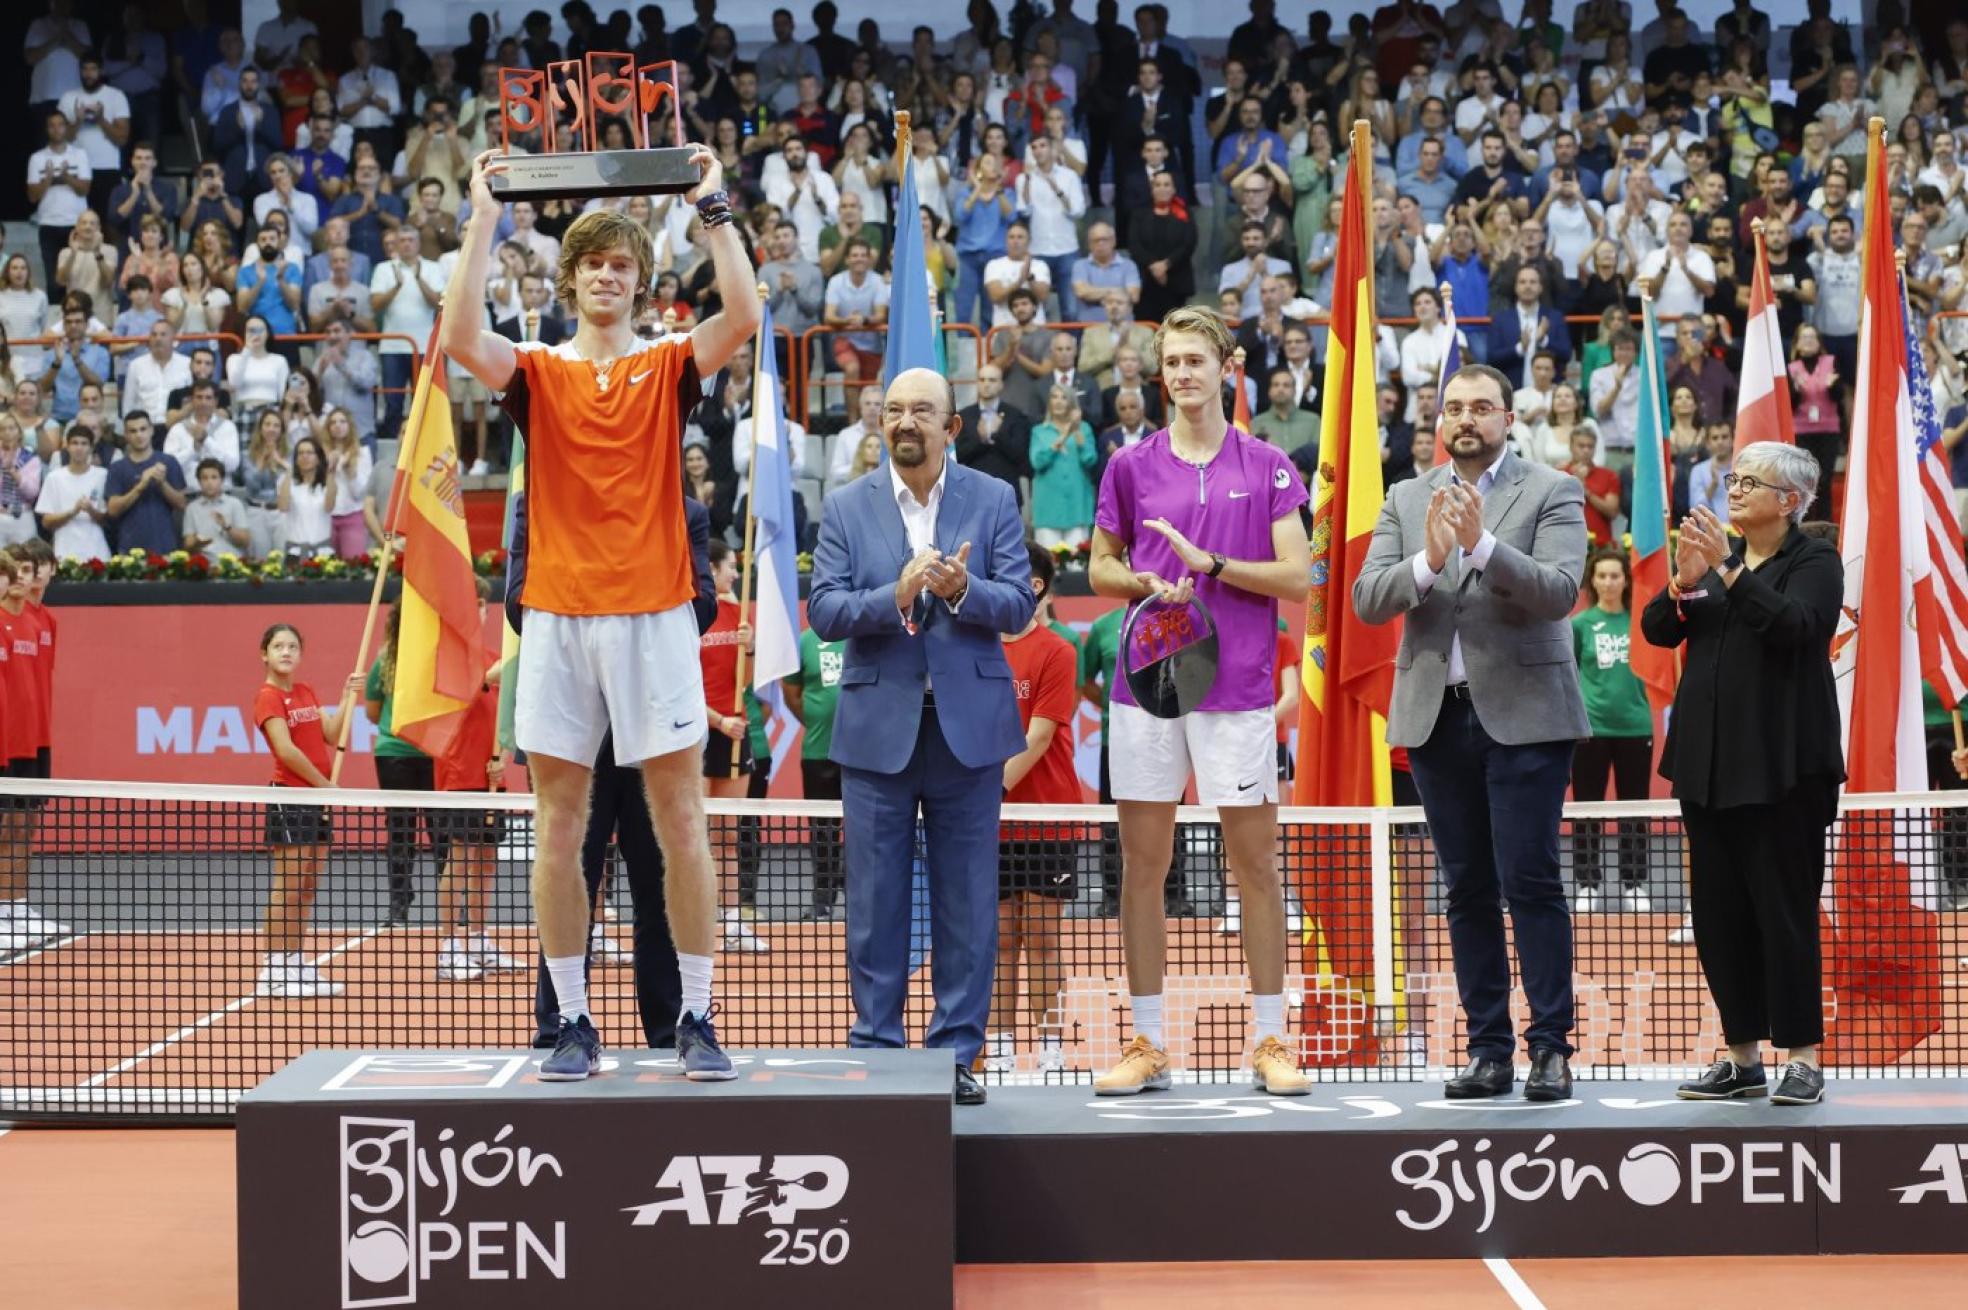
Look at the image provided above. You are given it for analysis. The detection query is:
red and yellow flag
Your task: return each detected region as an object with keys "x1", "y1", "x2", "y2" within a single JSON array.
[
  {"x1": 1293, "y1": 123, "x2": 1401, "y2": 1064},
  {"x1": 388, "y1": 321, "x2": 483, "y2": 759}
]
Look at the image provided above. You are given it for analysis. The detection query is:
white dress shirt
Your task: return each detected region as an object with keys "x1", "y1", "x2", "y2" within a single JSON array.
[
  {"x1": 123, "y1": 350, "x2": 193, "y2": 424},
  {"x1": 890, "y1": 456, "x2": 964, "y2": 647},
  {"x1": 1409, "y1": 456, "x2": 1503, "y2": 685}
]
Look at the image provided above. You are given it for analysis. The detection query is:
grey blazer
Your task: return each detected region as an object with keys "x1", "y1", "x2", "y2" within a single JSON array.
[{"x1": 1353, "y1": 451, "x2": 1591, "y2": 748}]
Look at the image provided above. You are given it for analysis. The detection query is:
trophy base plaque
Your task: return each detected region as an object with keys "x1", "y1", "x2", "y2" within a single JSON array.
[{"x1": 489, "y1": 147, "x2": 701, "y2": 200}]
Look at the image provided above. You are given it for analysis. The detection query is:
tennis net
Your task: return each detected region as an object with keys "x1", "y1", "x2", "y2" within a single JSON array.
[{"x1": 1, "y1": 778, "x2": 1963, "y2": 1122}]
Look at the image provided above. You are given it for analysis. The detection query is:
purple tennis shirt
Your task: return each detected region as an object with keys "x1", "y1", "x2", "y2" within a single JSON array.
[{"x1": 1094, "y1": 427, "x2": 1308, "y2": 713}]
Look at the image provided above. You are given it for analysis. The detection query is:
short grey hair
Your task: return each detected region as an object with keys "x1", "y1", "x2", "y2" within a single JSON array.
[{"x1": 1735, "y1": 440, "x2": 1820, "y2": 524}]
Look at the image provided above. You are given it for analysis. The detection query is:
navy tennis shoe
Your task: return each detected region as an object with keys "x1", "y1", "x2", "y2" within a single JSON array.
[
  {"x1": 539, "y1": 1014, "x2": 602, "y2": 1081},
  {"x1": 677, "y1": 1005, "x2": 736, "y2": 1081}
]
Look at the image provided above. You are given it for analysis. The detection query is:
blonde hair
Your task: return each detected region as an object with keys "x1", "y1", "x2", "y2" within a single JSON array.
[
  {"x1": 1153, "y1": 306, "x2": 1236, "y2": 365},
  {"x1": 556, "y1": 209, "x2": 655, "y2": 318}
]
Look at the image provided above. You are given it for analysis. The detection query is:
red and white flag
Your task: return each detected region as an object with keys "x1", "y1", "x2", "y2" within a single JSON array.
[
  {"x1": 1828, "y1": 120, "x2": 1944, "y2": 1064},
  {"x1": 1733, "y1": 227, "x2": 1796, "y2": 457}
]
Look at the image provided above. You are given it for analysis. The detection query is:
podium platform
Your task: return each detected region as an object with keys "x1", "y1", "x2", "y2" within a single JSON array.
[
  {"x1": 237, "y1": 1048, "x2": 953, "y2": 1310},
  {"x1": 955, "y1": 1079, "x2": 1968, "y2": 1262}
]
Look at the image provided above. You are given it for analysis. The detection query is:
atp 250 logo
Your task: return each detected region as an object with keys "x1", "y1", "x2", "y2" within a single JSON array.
[{"x1": 624, "y1": 1154, "x2": 852, "y2": 1267}]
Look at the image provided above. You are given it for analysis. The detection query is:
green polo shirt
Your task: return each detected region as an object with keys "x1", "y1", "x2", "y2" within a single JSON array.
[
  {"x1": 1079, "y1": 607, "x2": 1124, "y2": 741},
  {"x1": 365, "y1": 656, "x2": 427, "y2": 759},
  {"x1": 786, "y1": 629, "x2": 847, "y2": 760},
  {"x1": 1571, "y1": 608, "x2": 1652, "y2": 739}
]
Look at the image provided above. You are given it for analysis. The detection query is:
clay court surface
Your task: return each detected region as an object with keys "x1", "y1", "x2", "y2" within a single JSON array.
[{"x1": 1, "y1": 1127, "x2": 1964, "y2": 1309}]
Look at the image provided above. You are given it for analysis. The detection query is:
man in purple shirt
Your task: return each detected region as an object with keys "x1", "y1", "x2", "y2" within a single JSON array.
[{"x1": 1086, "y1": 306, "x2": 1312, "y2": 1098}]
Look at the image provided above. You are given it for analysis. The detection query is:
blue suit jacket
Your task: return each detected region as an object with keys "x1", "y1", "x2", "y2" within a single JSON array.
[
  {"x1": 1486, "y1": 303, "x2": 1574, "y2": 378},
  {"x1": 807, "y1": 460, "x2": 1035, "y2": 774}
]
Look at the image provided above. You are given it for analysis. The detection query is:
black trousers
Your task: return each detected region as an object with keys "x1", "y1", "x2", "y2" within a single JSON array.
[
  {"x1": 1408, "y1": 692, "x2": 1577, "y2": 1059},
  {"x1": 802, "y1": 757, "x2": 845, "y2": 910},
  {"x1": 1570, "y1": 735, "x2": 1653, "y2": 886},
  {"x1": 374, "y1": 754, "x2": 445, "y2": 904},
  {"x1": 532, "y1": 733, "x2": 683, "y2": 1048},
  {"x1": 1682, "y1": 781, "x2": 1836, "y2": 1050}
]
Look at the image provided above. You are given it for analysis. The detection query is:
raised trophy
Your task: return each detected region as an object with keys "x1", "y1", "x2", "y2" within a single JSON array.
[{"x1": 492, "y1": 53, "x2": 702, "y2": 199}]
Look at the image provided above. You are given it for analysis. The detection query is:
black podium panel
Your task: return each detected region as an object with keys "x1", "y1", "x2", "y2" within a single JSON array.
[{"x1": 238, "y1": 1048, "x2": 952, "y2": 1309}]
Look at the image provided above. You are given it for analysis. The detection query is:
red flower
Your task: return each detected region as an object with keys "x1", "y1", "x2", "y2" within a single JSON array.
[
  {"x1": 146, "y1": 553, "x2": 167, "y2": 569},
  {"x1": 88, "y1": 559, "x2": 106, "y2": 575}
]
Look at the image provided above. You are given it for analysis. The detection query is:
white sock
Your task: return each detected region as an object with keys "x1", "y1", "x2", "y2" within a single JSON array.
[
  {"x1": 1252, "y1": 993, "x2": 1286, "y2": 1042},
  {"x1": 1131, "y1": 993, "x2": 1165, "y2": 1048},
  {"x1": 546, "y1": 954, "x2": 589, "y2": 1022},
  {"x1": 678, "y1": 952, "x2": 713, "y2": 1021}
]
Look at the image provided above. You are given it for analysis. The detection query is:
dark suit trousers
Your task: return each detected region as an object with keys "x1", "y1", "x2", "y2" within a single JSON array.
[
  {"x1": 1408, "y1": 692, "x2": 1576, "y2": 1059},
  {"x1": 841, "y1": 705, "x2": 1000, "y2": 1066},
  {"x1": 1681, "y1": 782, "x2": 1834, "y2": 1050},
  {"x1": 532, "y1": 739, "x2": 683, "y2": 1049}
]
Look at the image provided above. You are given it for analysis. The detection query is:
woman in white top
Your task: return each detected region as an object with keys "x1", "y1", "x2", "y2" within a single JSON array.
[
  {"x1": 278, "y1": 369, "x2": 323, "y2": 448},
  {"x1": 1588, "y1": 33, "x2": 1644, "y2": 114},
  {"x1": 832, "y1": 123, "x2": 891, "y2": 229},
  {"x1": 1526, "y1": 384, "x2": 1598, "y2": 470},
  {"x1": 0, "y1": 255, "x2": 51, "y2": 382},
  {"x1": 55, "y1": 210, "x2": 118, "y2": 309},
  {"x1": 1397, "y1": 287, "x2": 1459, "y2": 412},
  {"x1": 162, "y1": 250, "x2": 231, "y2": 350},
  {"x1": 279, "y1": 435, "x2": 334, "y2": 556},
  {"x1": 1820, "y1": 65, "x2": 1874, "y2": 162},
  {"x1": 0, "y1": 411, "x2": 45, "y2": 547},
  {"x1": 227, "y1": 316, "x2": 291, "y2": 412},
  {"x1": 320, "y1": 407, "x2": 373, "y2": 559}
]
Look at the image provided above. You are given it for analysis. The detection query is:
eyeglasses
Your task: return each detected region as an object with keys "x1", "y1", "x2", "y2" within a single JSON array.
[
  {"x1": 883, "y1": 403, "x2": 947, "y2": 422},
  {"x1": 1439, "y1": 401, "x2": 1504, "y2": 419},
  {"x1": 1723, "y1": 473, "x2": 1784, "y2": 495}
]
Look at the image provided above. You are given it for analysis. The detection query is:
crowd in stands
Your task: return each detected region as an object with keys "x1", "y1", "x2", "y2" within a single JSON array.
[{"x1": 2, "y1": 0, "x2": 1966, "y2": 564}]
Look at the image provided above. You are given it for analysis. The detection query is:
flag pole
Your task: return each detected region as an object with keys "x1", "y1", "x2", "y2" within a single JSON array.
[
  {"x1": 730, "y1": 281, "x2": 771, "y2": 779},
  {"x1": 330, "y1": 324, "x2": 443, "y2": 783}
]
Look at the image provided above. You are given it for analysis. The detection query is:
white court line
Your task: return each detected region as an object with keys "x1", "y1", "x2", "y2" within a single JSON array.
[
  {"x1": 0, "y1": 932, "x2": 80, "y2": 965},
  {"x1": 76, "y1": 927, "x2": 384, "y2": 1089},
  {"x1": 1484, "y1": 1257, "x2": 1548, "y2": 1310}
]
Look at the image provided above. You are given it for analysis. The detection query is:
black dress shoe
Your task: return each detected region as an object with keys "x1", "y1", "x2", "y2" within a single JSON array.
[
  {"x1": 1677, "y1": 1057, "x2": 1767, "y2": 1100},
  {"x1": 1445, "y1": 1056, "x2": 1514, "y2": 1099},
  {"x1": 1524, "y1": 1047, "x2": 1573, "y2": 1102},
  {"x1": 1769, "y1": 1061, "x2": 1825, "y2": 1106},
  {"x1": 955, "y1": 1065, "x2": 987, "y2": 1106}
]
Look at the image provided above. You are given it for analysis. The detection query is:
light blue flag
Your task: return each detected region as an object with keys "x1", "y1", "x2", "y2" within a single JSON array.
[
  {"x1": 882, "y1": 146, "x2": 940, "y2": 385},
  {"x1": 747, "y1": 300, "x2": 801, "y2": 690}
]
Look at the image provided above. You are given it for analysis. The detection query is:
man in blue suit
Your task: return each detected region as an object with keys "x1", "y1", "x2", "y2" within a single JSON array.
[
  {"x1": 807, "y1": 366, "x2": 1037, "y2": 1106},
  {"x1": 1486, "y1": 266, "x2": 1572, "y2": 388}
]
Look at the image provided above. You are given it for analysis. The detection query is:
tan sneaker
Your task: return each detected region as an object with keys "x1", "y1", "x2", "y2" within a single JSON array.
[
  {"x1": 1092, "y1": 1034, "x2": 1171, "y2": 1096},
  {"x1": 1251, "y1": 1035, "x2": 1311, "y2": 1096}
]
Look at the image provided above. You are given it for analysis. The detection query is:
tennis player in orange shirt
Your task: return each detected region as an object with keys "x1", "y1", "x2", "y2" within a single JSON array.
[{"x1": 441, "y1": 145, "x2": 761, "y2": 1081}]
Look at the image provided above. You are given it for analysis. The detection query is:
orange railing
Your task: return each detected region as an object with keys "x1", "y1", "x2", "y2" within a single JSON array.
[{"x1": 792, "y1": 322, "x2": 984, "y2": 426}]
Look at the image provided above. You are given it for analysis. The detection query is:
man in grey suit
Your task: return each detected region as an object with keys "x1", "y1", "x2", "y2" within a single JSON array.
[{"x1": 1354, "y1": 362, "x2": 1590, "y2": 1102}]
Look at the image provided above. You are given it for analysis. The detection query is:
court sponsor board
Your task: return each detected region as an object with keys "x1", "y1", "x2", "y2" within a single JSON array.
[{"x1": 238, "y1": 1048, "x2": 953, "y2": 1309}]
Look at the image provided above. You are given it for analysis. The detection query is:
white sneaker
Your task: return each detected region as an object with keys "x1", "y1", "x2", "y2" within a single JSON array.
[
  {"x1": 1668, "y1": 915, "x2": 1696, "y2": 945},
  {"x1": 590, "y1": 927, "x2": 633, "y2": 966},
  {"x1": 256, "y1": 962, "x2": 344, "y2": 998},
  {"x1": 12, "y1": 906, "x2": 68, "y2": 939},
  {"x1": 1035, "y1": 1039, "x2": 1065, "y2": 1074},
  {"x1": 471, "y1": 934, "x2": 526, "y2": 973},
  {"x1": 436, "y1": 944, "x2": 486, "y2": 982},
  {"x1": 1574, "y1": 886, "x2": 1603, "y2": 915},
  {"x1": 1216, "y1": 900, "x2": 1242, "y2": 935},
  {"x1": 983, "y1": 1032, "x2": 1016, "y2": 1073},
  {"x1": 1285, "y1": 900, "x2": 1304, "y2": 933},
  {"x1": 468, "y1": 458, "x2": 490, "y2": 476},
  {"x1": 1620, "y1": 885, "x2": 1654, "y2": 914},
  {"x1": 720, "y1": 919, "x2": 770, "y2": 954},
  {"x1": 1396, "y1": 1031, "x2": 1429, "y2": 1070}
]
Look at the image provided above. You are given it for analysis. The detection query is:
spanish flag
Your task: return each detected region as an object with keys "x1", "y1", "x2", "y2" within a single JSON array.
[
  {"x1": 1293, "y1": 122, "x2": 1401, "y2": 1064},
  {"x1": 387, "y1": 320, "x2": 483, "y2": 759}
]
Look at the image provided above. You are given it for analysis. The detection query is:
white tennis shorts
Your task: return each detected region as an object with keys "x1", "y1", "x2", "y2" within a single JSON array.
[
  {"x1": 514, "y1": 604, "x2": 706, "y2": 766},
  {"x1": 1109, "y1": 702, "x2": 1278, "y2": 806}
]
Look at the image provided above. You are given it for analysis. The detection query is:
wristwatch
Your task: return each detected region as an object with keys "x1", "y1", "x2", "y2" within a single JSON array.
[
  {"x1": 1207, "y1": 552, "x2": 1227, "y2": 578},
  {"x1": 1721, "y1": 551, "x2": 1743, "y2": 575}
]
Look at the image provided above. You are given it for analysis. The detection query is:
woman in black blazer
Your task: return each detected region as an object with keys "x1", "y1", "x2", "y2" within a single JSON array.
[
  {"x1": 1640, "y1": 441, "x2": 1845, "y2": 1107},
  {"x1": 1128, "y1": 170, "x2": 1198, "y2": 322}
]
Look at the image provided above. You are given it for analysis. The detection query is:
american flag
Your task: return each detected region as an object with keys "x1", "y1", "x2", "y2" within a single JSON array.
[{"x1": 1904, "y1": 282, "x2": 1968, "y2": 708}]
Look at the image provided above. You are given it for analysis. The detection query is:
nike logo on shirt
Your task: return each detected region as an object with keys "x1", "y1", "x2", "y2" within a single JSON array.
[
  {"x1": 630, "y1": 370, "x2": 654, "y2": 385},
  {"x1": 1228, "y1": 490, "x2": 1251, "y2": 499}
]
